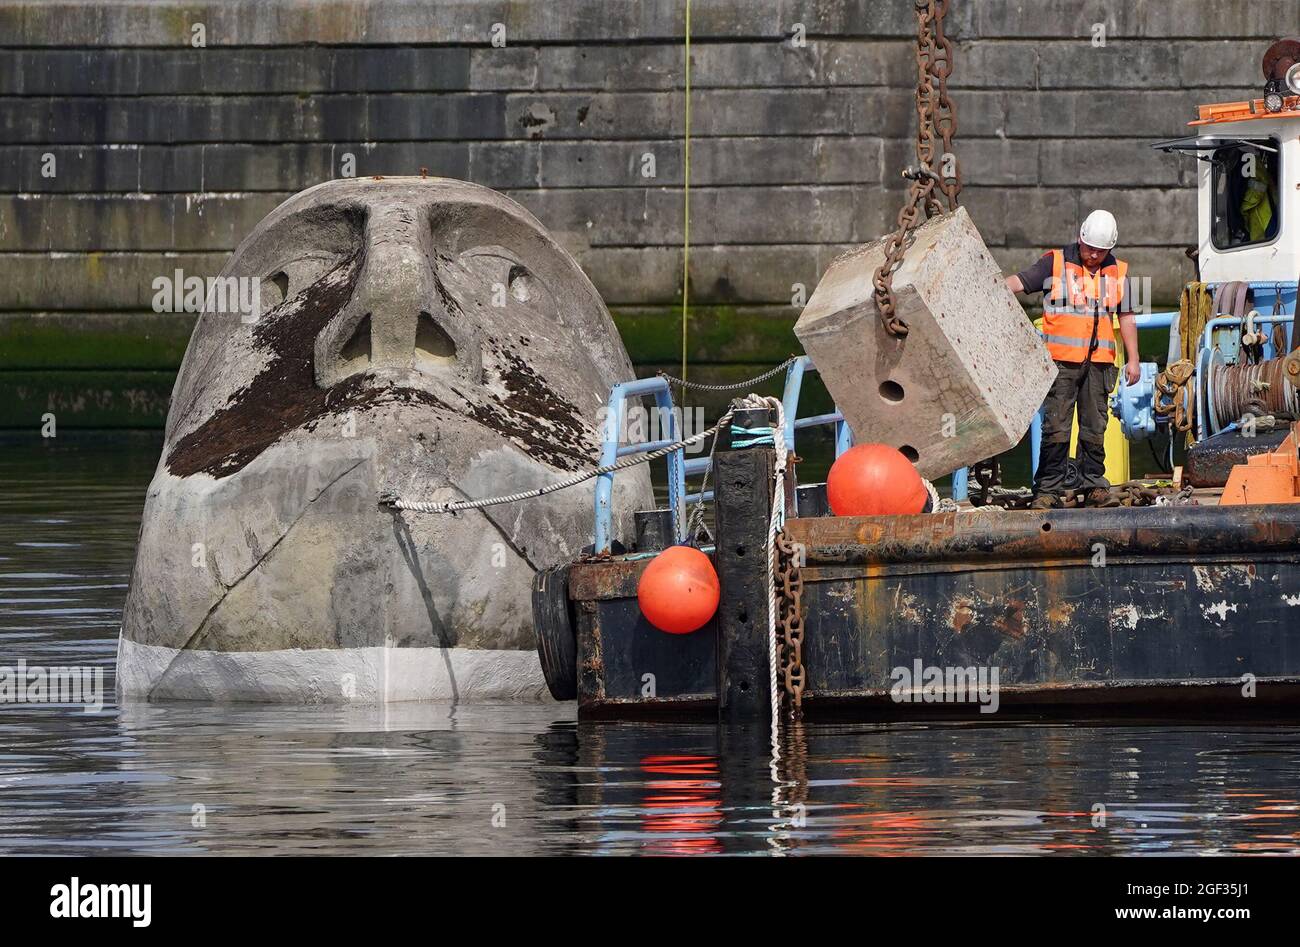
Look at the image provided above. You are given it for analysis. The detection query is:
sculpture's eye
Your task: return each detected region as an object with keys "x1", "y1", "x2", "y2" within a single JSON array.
[
  {"x1": 257, "y1": 254, "x2": 344, "y2": 317},
  {"x1": 262, "y1": 270, "x2": 290, "y2": 309},
  {"x1": 458, "y1": 247, "x2": 556, "y2": 321},
  {"x1": 507, "y1": 264, "x2": 533, "y2": 303}
]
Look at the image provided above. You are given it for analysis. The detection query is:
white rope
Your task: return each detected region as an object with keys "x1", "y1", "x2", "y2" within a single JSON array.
[
  {"x1": 922, "y1": 476, "x2": 940, "y2": 512},
  {"x1": 381, "y1": 410, "x2": 735, "y2": 514}
]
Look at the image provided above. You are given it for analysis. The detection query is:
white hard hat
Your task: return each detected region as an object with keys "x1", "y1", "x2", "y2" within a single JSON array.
[{"x1": 1079, "y1": 209, "x2": 1118, "y2": 250}]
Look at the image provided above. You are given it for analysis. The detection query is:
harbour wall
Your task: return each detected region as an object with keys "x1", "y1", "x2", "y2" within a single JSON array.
[{"x1": 0, "y1": 0, "x2": 1290, "y2": 425}]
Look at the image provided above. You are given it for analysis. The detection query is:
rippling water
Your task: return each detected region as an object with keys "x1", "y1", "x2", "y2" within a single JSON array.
[{"x1": 2, "y1": 432, "x2": 1299, "y2": 856}]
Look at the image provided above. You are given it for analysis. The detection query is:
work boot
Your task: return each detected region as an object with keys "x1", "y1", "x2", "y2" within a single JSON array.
[
  {"x1": 1029, "y1": 493, "x2": 1060, "y2": 510},
  {"x1": 1084, "y1": 487, "x2": 1119, "y2": 508}
]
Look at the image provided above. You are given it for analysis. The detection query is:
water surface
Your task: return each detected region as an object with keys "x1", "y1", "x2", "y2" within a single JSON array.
[{"x1": 1, "y1": 433, "x2": 1298, "y2": 855}]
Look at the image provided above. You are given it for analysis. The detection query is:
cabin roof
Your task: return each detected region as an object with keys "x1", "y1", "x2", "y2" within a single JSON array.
[{"x1": 1190, "y1": 96, "x2": 1300, "y2": 126}]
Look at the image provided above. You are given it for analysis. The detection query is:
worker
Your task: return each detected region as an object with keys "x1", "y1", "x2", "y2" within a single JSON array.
[
  {"x1": 1240, "y1": 158, "x2": 1274, "y2": 243},
  {"x1": 1004, "y1": 209, "x2": 1141, "y2": 509}
]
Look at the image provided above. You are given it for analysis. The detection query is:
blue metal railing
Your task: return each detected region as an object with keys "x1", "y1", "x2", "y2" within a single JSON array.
[
  {"x1": 593, "y1": 377, "x2": 686, "y2": 555},
  {"x1": 592, "y1": 359, "x2": 854, "y2": 554},
  {"x1": 780, "y1": 356, "x2": 853, "y2": 457}
]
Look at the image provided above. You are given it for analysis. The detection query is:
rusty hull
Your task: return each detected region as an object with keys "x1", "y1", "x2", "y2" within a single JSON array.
[
  {"x1": 570, "y1": 554, "x2": 719, "y2": 715},
  {"x1": 569, "y1": 505, "x2": 1300, "y2": 719}
]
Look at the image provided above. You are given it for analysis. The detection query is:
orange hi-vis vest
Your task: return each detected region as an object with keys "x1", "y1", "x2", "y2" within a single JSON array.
[{"x1": 1042, "y1": 249, "x2": 1127, "y2": 364}]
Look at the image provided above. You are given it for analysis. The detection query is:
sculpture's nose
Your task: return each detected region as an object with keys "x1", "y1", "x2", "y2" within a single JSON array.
[{"x1": 315, "y1": 203, "x2": 478, "y2": 387}]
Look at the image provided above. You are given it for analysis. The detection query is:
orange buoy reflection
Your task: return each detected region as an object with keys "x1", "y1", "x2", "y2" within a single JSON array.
[{"x1": 640, "y1": 754, "x2": 723, "y2": 855}]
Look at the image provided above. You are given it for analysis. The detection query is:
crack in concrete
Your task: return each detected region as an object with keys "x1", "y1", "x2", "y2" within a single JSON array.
[{"x1": 145, "y1": 457, "x2": 367, "y2": 699}]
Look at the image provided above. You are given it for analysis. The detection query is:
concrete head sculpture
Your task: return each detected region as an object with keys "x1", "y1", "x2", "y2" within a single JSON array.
[{"x1": 119, "y1": 177, "x2": 652, "y2": 702}]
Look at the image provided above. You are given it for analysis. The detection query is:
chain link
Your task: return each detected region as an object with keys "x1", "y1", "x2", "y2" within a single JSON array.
[
  {"x1": 930, "y1": 0, "x2": 962, "y2": 208},
  {"x1": 872, "y1": 0, "x2": 962, "y2": 339},
  {"x1": 775, "y1": 529, "x2": 806, "y2": 713},
  {"x1": 657, "y1": 356, "x2": 798, "y2": 392}
]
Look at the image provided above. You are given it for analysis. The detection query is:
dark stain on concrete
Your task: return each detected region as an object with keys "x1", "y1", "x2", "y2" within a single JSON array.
[
  {"x1": 166, "y1": 251, "x2": 368, "y2": 478},
  {"x1": 465, "y1": 343, "x2": 593, "y2": 471},
  {"x1": 166, "y1": 254, "x2": 597, "y2": 479}
]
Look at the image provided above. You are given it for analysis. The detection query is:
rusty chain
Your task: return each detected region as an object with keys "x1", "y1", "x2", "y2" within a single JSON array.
[
  {"x1": 775, "y1": 529, "x2": 806, "y2": 714},
  {"x1": 871, "y1": 0, "x2": 962, "y2": 339},
  {"x1": 974, "y1": 480, "x2": 1189, "y2": 509},
  {"x1": 930, "y1": 0, "x2": 961, "y2": 209}
]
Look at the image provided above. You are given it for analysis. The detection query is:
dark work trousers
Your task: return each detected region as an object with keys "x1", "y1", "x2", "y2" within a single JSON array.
[{"x1": 1033, "y1": 359, "x2": 1119, "y2": 497}]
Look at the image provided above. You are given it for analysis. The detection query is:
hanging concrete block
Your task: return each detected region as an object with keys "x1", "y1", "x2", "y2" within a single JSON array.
[{"x1": 794, "y1": 206, "x2": 1056, "y2": 480}]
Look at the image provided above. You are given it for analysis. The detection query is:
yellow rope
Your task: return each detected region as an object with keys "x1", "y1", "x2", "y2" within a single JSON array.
[
  {"x1": 680, "y1": 0, "x2": 691, "y2": 383},
  {"x1": 1176, "y1": 281, "x2": 1213, "y2": 446}
]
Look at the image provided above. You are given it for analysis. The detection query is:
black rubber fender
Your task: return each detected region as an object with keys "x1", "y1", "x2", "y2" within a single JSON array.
[{"x1": 532, "y1": 564, "x2": 578, "y2": 701}]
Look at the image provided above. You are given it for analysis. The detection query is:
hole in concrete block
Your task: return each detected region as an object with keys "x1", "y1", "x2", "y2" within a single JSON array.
[
  {"x1": 879, "y1": 379, "x2": 905, "y2": 403},
  {"x1": 899, "y1": 444, "x2": 919, "y2": 463}
]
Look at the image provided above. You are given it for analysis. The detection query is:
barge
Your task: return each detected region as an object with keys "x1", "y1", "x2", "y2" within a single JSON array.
[{"x1": 533, "y1": 49, "x2": 1300, "y2": 723}]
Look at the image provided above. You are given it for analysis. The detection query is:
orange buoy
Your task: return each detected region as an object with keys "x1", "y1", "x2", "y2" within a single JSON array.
[
  {"x1": 637, "y1": 545, "x2": 720, "y2": 635},
  {"x1": 826, "y1": 443, "x2": 928, "y2": 516}
]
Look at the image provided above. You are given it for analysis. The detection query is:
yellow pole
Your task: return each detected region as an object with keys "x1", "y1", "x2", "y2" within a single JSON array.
[{"x1": 680, "y1": 0, "x2": 691, "y2": 383}]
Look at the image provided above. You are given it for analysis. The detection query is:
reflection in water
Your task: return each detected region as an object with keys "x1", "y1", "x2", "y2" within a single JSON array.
[
  {"x1": 639, "y1": 756, "x2": 723, "y2": 855},
  {"x1": 1, "y1": 434, "x2": 1299, "y2": 855}
]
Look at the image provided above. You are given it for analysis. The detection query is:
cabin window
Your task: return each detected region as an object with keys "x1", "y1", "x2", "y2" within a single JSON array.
[{"x1": 1211, "y1": 139, "x2": 1280, "y2": 250}]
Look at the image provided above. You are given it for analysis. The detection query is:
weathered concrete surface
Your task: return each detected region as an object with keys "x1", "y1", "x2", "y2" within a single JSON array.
[
  {"x1": 118, "y1": 176, "x2": 653, "y2": 702},
  {"x1": 794, "y1": 207, "x2": 1056, "y2": 479}
]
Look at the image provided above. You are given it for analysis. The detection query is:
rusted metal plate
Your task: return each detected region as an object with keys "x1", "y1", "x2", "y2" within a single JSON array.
[
  {"x1": 576, "y1": 596, "x2": 716, "y2": 712},
  {"x1": 568, "y1": 550, "x2": 720, "y2": 601},
  {"x1": 568, "y1": 555, "x2": 652, "y2": 601},
  {"x1": 784, "y1": 504, "x2": 1300, "y2": 569},
  {"x1": 800, "y1": 558, "x2": 1300, "y2": 695}
]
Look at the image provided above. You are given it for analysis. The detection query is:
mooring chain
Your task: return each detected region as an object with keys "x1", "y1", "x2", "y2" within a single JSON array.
[
  {"x1": 871, "y1": 0, "x2": 962, "y2": 340},
  {"x1": 657, "y1": 356, "x2": 798, "y2": 393},
  {"x1": 775, "y1": 529, "x2": 806, "y2": 713}
]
